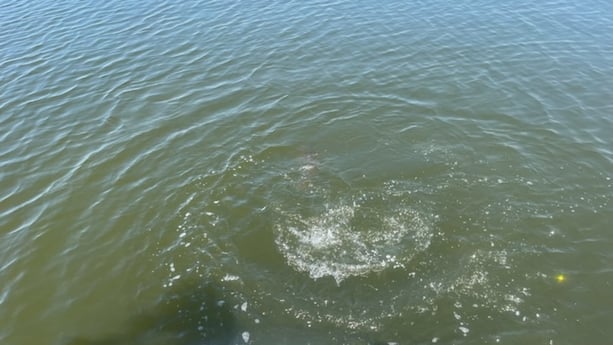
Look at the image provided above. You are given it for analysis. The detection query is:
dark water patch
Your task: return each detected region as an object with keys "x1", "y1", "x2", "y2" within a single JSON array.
[{"x1": 61, "y1": 281, "x2": 237, "y2": 345}]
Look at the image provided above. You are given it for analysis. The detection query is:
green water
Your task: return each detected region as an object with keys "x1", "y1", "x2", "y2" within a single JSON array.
[{"x1": 1, "y1": 0, "x2": 613, "y2": 344}]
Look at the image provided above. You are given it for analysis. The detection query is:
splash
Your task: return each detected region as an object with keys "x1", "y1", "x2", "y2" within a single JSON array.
[{"x1": 274, "y1": 192, "x2": 433, "y2": 284}]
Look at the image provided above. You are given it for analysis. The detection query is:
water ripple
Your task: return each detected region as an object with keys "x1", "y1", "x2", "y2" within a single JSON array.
[{"x1": 2, "y1": 0, "x2": 613, "y2": 344}]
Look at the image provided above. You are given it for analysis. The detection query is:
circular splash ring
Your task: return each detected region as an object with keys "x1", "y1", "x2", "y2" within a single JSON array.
[{"x1": 274, "y1": 191, "x2": 433, "y2": 284}]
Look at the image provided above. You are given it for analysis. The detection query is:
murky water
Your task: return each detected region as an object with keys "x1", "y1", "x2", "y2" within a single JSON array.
[{"x1": 2, "y1": 0, "x2": 613, "y2": 344}]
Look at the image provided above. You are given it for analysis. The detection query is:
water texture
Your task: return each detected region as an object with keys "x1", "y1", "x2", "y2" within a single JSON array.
[{"x1": 1, "y1": 0, "x2": 613, "y2": 344}]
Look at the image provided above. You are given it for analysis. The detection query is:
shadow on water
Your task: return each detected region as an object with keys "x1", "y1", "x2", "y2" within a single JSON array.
[{"x1": 62, "y1": 280, "x2": 237, "y2": 345}]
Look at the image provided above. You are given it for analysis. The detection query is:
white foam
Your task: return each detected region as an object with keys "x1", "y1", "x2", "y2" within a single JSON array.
[
  {"x1": 242, "y1": 331, "x2": 250, "y2": 343},
  {"x1": 222, "y1": 274, "x2": 240, "y2": 281},
  {"x1": 275, "y1": 193, "x2": 433, "y2": 283}
]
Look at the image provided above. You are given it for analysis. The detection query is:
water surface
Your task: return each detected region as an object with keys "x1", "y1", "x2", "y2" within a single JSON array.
[{"x1": 1, "y1": 0, "x2": 613, "y2": 344}]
